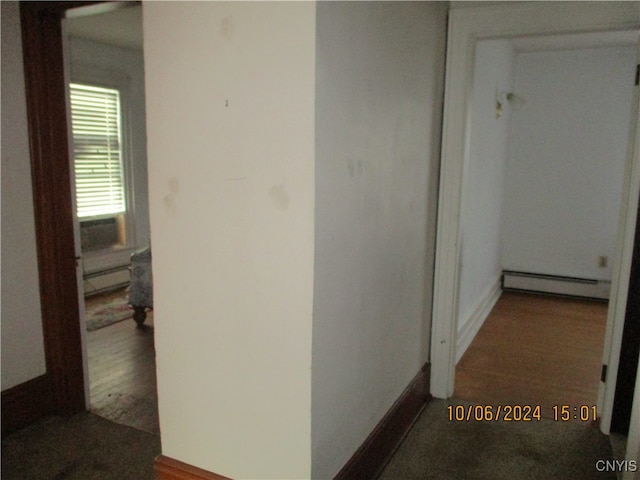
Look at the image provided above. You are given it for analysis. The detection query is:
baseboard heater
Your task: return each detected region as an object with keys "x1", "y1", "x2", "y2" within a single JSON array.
[
  {"x1": 502, "y1": 270, "x2": 610, "y2": 300},
  {"x1": 83, "y1": 264, "x2": 130, "y2": 297}
]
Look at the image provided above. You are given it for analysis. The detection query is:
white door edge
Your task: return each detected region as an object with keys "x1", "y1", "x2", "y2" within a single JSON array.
[
  {"x1": 61, "y1": 19, "x2": 91, "y2": 410},
  {"x1": 599, "y1": 34, "x2": 640, "y2": 435}
]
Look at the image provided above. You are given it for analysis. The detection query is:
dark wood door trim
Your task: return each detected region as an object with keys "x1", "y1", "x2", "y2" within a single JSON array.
[
  {"x1": 155, "y1": 456, "x2": 233, "y2": 480},
  {"x1": 1, "y1": 375, "x2": 53, "y2": 435},
  {"x1": 18, "y1": 1, "x2": 101, "y2": 418},
  {"x1": 334, "y1": 363, "x2": 431, "y2": 480}
]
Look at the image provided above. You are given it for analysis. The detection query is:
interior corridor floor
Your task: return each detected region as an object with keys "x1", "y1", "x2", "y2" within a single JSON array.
[
  {"x1": 454, "y1": 291, "x2": 608, "y2": 422},
  {"x1": 85, "y1": 292, "x2": 159, "y2": 435},
  {"x1": 2, "y1": 290, "x2": 620, "y2": 480}
]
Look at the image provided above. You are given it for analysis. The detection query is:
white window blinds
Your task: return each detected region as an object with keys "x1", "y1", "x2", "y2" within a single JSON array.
[{"x1": 70, "y1": 83, "x2": 126, "y2": 219}]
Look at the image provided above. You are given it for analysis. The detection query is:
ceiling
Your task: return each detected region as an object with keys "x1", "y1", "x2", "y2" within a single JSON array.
[
  {"x1": 63, "y1": 5, "x2": 637, "y2": 54},
  {"x1": 64, "y1": 4, "x2": 143, "y2": 50}
]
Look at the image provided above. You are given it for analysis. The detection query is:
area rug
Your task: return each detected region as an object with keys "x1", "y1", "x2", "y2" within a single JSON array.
[{"x1": 85, "y1": 289, "x2": 132, "y2": 331}]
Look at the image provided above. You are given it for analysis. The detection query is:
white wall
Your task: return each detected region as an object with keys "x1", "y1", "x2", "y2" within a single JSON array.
[
  {"x1": 312, "y1": 3, "x2": 447, "y2": 478},
  {"x1": 502, "y1": 46, "x2": 636, "y2": 280},
  {"x1": 1, "y1": 1, "x2": 47, "y2": 391},
  {"x1": 143, "y1": 3, "x2": 315, "y2": 478},
  {"x1": 457, "y1": 39, "x2": 514, "y2": 347},
  {"x1": 66, "y1": 36, "x2": 150, "y2": 274}
]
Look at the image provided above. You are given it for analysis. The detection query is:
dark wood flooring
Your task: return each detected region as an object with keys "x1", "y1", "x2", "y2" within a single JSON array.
[
  {"x1": 85, "y1": 290, "x2": 159, "y2": 435},
  {"x1": 455, "y1": 291, "x2": 608, "y2": 422}
]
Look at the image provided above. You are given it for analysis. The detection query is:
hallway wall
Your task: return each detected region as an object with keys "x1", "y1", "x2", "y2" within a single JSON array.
[
  {"x1": 312, "y1": 2, "x2": 447, "y2": 478},
  {"x1": 457, "y1": 39, "x2": 514, "y2": 360},
  {"x1": 1, "y1": 1, "x2": 47, "y2": 391},
  {"x1": 502, "y1": 45, "x2": 636, "y2": 280},
  {"x1": 143, "y1": 3, "x2": 316, "y2": 478}
]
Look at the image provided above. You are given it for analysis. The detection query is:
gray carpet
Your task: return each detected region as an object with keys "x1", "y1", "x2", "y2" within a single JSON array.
[
  {"x1": 379, "y1": 399, "x2": 616, "y2": 480},
  {"x1": 1, "y1": 413, "x2": 160, "y2": 480},
  {"x1": 1, "y1": 400, "x2": 616, "y2": 480}
]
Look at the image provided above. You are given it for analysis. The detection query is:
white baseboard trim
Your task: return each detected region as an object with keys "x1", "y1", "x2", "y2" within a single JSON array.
[{"x1": 456, "y1": 279, "x2": 502, "y2": 364}]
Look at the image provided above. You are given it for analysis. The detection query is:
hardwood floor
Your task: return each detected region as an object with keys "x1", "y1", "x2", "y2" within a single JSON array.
[
  {"x1": 83, "y1": 289, "x2": 605, "y2": 434},
  {"x1": 455, "y1": 291, "x2": 608, "y2": 422},
  {"x1": 85, "y1": 291, "x2": 159, "y2": 435}
]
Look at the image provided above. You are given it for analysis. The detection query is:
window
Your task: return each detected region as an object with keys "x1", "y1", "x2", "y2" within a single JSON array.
[{"x1": 69, "y1": 83, "x2": 126, "y2": 219}]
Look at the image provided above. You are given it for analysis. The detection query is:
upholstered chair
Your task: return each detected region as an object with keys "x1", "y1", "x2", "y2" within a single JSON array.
[{"x1": 128, "y1": 246, "x2": 153, "y2": 327}]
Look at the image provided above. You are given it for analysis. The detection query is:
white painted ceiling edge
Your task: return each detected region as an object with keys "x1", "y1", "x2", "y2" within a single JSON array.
[{"x1": 63, "y1": 3, "x2": 636, "y2": 54}]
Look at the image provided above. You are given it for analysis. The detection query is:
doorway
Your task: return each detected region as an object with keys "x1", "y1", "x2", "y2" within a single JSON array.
[
  {"x1": 62, "y1": 4, "x2": 157, "y2": 433},
  {"x1": 452, "y1": 33, "x2": 635, "y2": 420},
  {"x1": 430, "y1": 1, "x2": 640, "y2": 437},
  {"x1": 18, "y1": 2, "x2": 157, "y2": 429}
]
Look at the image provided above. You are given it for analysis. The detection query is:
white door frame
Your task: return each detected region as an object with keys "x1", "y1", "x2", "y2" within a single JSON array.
[
  {"x1": 600, "y1": 33, "x2": 640, "y2": 435},
  {"x1": 622, "y1": 46, "x2": 640, "y2": 476},
  {"x1": 430, "y1": 1, "x2": 640, "y2": 433}
]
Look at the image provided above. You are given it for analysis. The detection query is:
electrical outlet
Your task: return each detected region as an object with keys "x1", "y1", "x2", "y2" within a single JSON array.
[{"x1": 599, "y1": 256, "x2": 608, "y2": 268}]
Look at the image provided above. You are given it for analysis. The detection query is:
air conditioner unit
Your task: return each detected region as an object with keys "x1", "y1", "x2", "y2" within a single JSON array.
[{"x1": 80, "y1": 217, "x2": 123, "y2": 252}]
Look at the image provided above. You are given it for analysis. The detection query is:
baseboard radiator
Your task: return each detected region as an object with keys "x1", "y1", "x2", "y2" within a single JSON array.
[
  {"x1": 502, "y1": 270, "x2": 610, "y2": 300},
  {"x1": 83, "y1": 265, "x2": 130, "y2": 297}
]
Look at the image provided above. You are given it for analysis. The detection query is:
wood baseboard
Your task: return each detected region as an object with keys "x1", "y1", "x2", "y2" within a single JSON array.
[
  {"x1": 155, "y1": 455, "x2": 232, "y2": 480},
  {"x1": 334, "y1": 363, "x2": 431, "y2": 480},
  {"x1": 1, "y1": 374, "x2": 54, "y2": 436},
  {"x1": 155, "y1": 364, "x2": 430, "y2": 480}
]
